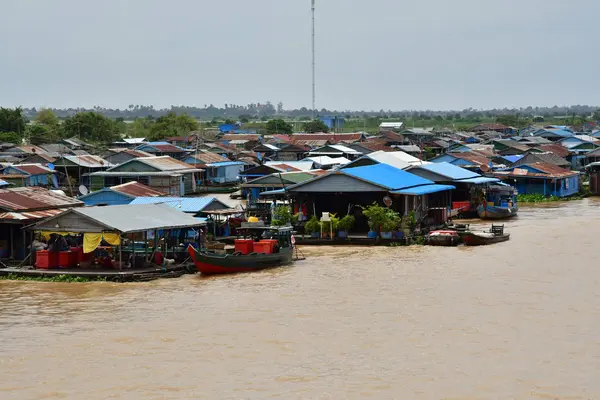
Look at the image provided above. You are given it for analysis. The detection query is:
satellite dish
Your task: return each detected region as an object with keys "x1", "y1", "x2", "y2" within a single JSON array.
[
  {"x1": 383, "y1": 196, "x2": 393, "y2": 207},
  {"x1": 78, "y1": 185, "x2": 89, "y2": 195}
]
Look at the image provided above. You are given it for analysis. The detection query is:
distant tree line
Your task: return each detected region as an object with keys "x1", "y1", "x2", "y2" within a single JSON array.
[{"x1": 17, "y1": 103, "x2": 600, "y2": 122}]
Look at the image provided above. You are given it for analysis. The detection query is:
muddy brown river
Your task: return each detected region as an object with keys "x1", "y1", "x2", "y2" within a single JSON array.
[{"x1": 2, "y1": 200, "x2": 600, "y2": 399}]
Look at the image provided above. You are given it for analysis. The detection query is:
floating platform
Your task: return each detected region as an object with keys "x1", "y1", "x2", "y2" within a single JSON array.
[{"x1": 0, "y1": 264, "x2": 196, "y2": 282}]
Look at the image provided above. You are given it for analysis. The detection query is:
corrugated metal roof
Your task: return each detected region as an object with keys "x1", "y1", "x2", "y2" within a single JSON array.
[
  {"x1": 0, "y1": 187, "x2": 83, "y2": 211},
  {"x1": 265, "y1": 161, "x2": 314, "y2": 171},
  {"x1": 221, "y1": 134, "x2": 260, "y2": 141},
  {"x1": 494, "y1": 163, "x2": 578, "y2": 179},
  {"x1": 34, "y1": 203, "x2": 205, "y2": 233},
  {"x1": 268, "y1": 164, "x2": 302, "y2": 172},
  {"x1": 108, "y1": 156, "x2": 198, "y2": 172},
  {"x1": 343, "y1": 164, "x2": 434, "y2": 190},
  {"x1": 11, "y1": 164, "x2": 55, "y2": 175},
  {"x1": 392, "y1": 184, "x2": 455, "y2": 195},
  {"x1": 304, "y1": 156, "x2": 351, "y2": 166},
  {"x1": 291, "y1": 133, "x2": 365, "y2": 144},
  {"x1": 61, "y1": 155, "x2": 113, "y2": 168},
  {"x1": 129, "y1": 196, "x2": 230, "y2": 213},
  {"x1": 501, "y1": 155, "x2": 524, "y2": 163},
  {"x1": 446, "y1": 152, "x2": 494, "y2": 167},
  {"x1": 459, "y1": 177, "x2": 500, "y2": 184},
  {"x1": 394, "y1": 145, "x2": 421, "y2": 153},
  {"x1": 110, "y1": 182, "x2": 165, "y2": 197},
  {"x1": 534, "y1": 144, "x2": 571, "y2": 158},
  {"x1": 185, "y1": 152, "x2": 229, "y2": 165},
  {"x1": 206, "y1": 161, "x2": 246, "y2": 167},
  {"x1": 293, "y1": 140, "x2": 330, "y2": 147},
  {"x1": 0, "y1": 208, "x2": 68, "y2": 221},
  {"x1": 139, "y1": 143, "x2": 186, "y2": 153},
  {"x1": 418, "y1": 162, "x2": 479, "y2": 180}
]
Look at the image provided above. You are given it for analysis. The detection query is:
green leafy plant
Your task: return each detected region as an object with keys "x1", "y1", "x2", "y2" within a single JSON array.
[
  {"x1": 319, "y1": 213, "x2": 339, "y2": 233},
  {"x1": 291, "y1": 213, "x2": 300, "y2": 225},
  {"x1": 272, "y1": 205, "x2": 293, "y2": 226},
  {"x1": 337, "y1": 215, "x2": 355, "y2": 232},
  {"x1": 381, "y1": 210, "x2": 401, "y2": 232},
  {"x1": 304, "y1": 215, "x2": 320, "y2": 234},
  {"x1": 361, "y1": 202, "x2": 388, "y2": 231}
]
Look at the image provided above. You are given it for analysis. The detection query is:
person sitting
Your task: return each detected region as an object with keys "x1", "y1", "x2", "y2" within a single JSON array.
[{"x1": 31, "y1": 236, "x2": 47, "y2": 252}]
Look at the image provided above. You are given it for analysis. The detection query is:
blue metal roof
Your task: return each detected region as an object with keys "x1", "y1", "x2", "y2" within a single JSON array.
[
  {"x1": 207, "y1": 161, "x2": 246, "y2": 167},
  {"x1": 418, "y1": 162, "x2": 479, "y2": 180},
  {"x1": 342, "y1": 164, "x2": 433, "y2": 190},
  {"x1": 129, "y1": 197, "x2": 219, "y2": 213},
  {"x1": 392, "y1": 184, "x2": 455, "y2": 195},
  {"x1": 501, "y1": 155, "x2": 523, "y2": 163},
  {"x1": 459, "y1": 177, "x2": 500, "y2": 184}
]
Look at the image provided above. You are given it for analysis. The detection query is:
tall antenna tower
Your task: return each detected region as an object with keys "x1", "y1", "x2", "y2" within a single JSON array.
[{"x1": 311, "y1": 0, "x2": 316, "y2": 120}]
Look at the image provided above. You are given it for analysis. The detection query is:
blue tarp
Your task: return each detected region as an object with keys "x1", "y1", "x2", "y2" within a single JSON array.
[
  {"x1": 391, "y1": 184, "x2": 456, "y2": 196},
  {"x1": 501, "y1": 155, "x2": 524, "y2": 163}
]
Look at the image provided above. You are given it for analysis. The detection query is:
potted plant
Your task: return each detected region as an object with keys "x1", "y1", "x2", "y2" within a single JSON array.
[
  {"x1": 337, "y1": 215, "x2": 355, "y2": 239},
  {"x1": 319, "y1": 213, "x2": 339, "y2": 239},
  {"x1": 272, "y1": 205, "x2": 292, "y2": 226},
  {"x1": 361, "y1": 202, "x2": 387, "y2": 238},
  {"x1": 304, "y1": 215, "x2": 321, "y2": 238},
  {"x1": 380, "y1": 209, "x2": 401, "y2": 239}
]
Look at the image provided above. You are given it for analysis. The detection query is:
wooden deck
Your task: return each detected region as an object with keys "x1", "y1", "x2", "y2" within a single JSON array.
[{"x1": 0, "y1": 264, "x2": 196, "y2": 282}]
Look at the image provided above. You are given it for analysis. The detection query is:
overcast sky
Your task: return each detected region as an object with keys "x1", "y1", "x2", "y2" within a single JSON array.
[{"x1": 1, "y1": 0, "x2": 598, "y2": 111}]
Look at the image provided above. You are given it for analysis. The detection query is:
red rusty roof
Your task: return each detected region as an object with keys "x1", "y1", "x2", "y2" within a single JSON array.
[
  {"x1": 221, "y1": 134, "x2": 261, "y2": 141},
  {"x1": 110, "y1": 181, "x2": 165, "y2": 197},
  {"x1": 291, "y1": 133, "x2": 365, "y2": 144},
  {"x1": 187, "y1": 152, "x2": 230, "y2": 165},
  {"x1": 12, "y1": 164, "x2": 54, "y2": 175},
  {"x1": 0, "y1": 208, "x2": 69, "y2": 221},
  {"x1": 449, "y1": 152, "x2": 494, "y2": 166},
  {"x1": 0, "y1": 187, "x2": 83, "y2": 212},
  {"x1": 494, "y1": 162, "x2": 578, "y2": 179},
  {"x1": 146, "y1": 144, "x2": 186, "y2": 153},
  {"x1": 534, "y1": 144, "x2": 572, "y2": 158}
]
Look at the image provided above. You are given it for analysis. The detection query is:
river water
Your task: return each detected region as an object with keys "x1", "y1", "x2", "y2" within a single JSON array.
[{"x1": 2, "y1": 200, "x2": 600, "y2": 399}]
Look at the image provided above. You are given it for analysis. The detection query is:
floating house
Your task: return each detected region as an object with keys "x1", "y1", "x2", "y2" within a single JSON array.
[
  {"x1": 20, "y1": 153, "x2": 57, "y2": 165},
  {"x1": 341, "y1": 150, "x2": 428, "y2": 171},
  {"x1": 430, "y1": 152, "x2": 496, "y2": 173},
  {"x1": 271, "y1": 143, "x2": 310, "y2": 161},
  {"x1": 135, "y1": 142, "x2": 187, "y2": 159},
  {"x1": 308, "y1": 144, "x2": 363, "y2": 160},
  {"x1": 0, "y1": 187, "x2": 83, "y2": 259},
  {"x1": 103, "y1": 149, "x2": 153, "y2": 165},
  {"x1": 242, "y1": 171, "x2": 325, "y2": 206},
  {"x1": 303, "y1": 156, "x2": 350, "y2": 170},
  {"x1": 262, "y1": 164, "x2": 455, "y2": 230},
  {"x1": 510, "y1": 152, "x2": 571, "y2": 169},
  {"x1": 2, "y1": 164, "x2": 58, "y2": 188},
  {"x1": 203, "y1": 161, "x2": 245, "y2": 185},
  {"x1": 490, "y1": 163, "x2": 580, "y2": 197},
  {"x1": 533, "y1": 128, "x2": 574, "y2": 141},
  {"x1": 89, "y1": 156, "x2": 203, "y2": 196},
  {"x1": 78, "y1": 181, "x2": 165, "y2": 206},
  {"x1": 129, "y1": 196, "x2": 232, "y2": 216},
  {"x1": 54, "y1": 155, "x2": 113, "y2": 188},
  {"x1": 491, "y1": 140, "x2": 530, "y2": 156},
  {"x1": 182, "y1": 152, "x2": 229, "y2": 167},
  {"x1": 585, "y1": 162, "x2": 600, "y2": 195}
]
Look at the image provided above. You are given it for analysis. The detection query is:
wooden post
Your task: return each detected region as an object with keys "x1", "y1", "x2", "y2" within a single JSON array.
[
  {"x1": 9, "y1": 225, "x2": 14, "y2": 259},
  {"x1": 119, "y1": 235, "x2": 122, "y2": 271},
  {"x1": 144, "y1": 231, "x2": 148, "y2": 262}
]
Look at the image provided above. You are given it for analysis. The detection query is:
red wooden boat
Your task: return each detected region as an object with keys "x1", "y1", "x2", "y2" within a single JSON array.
[{"x1": 188, "y1": 226, "x2": 296, "y2": 275}]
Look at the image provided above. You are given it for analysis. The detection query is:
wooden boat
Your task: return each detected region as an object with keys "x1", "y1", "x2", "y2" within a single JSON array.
[
  {"x1": 477, "y1": 185, "x2": 518, "y2": 220},
  {"x1": 459, "y1": 224, "x2": 510, "y2": 246},
  {"x1": 188, "y1": 225, "x2": 296, "y2": 275},
  {"x1": 425, "y1": 230, "x2": 460, "y2": 246}
]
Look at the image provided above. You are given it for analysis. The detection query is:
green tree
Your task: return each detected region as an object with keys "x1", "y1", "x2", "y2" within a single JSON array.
[
  {"x1": 593, "y1": 109, "x2": 600, "y2": 122},
  {"x1": 0, "y1": 132, "x2": 22, "y2": 144},
  {"x1": 26, "y1": 124, "x2": 56, "y2": 145},
  {"x1": 303, "y1": 119, "x2": 329, "y2": 133},
  {"x1": 128, "y1": 117, "x2": 154, "y2": 138},
  {"x1": 265, "y1": 119, "x2": 293, "y2": 135},
  {"x1": 62, "y1": 112, "x2": 120, "y2": 142},
  {"x1": 35, "y1": 108, "x2": 60, "y2": 127},
  {"x1": 149, "y1": 112, "x2": 199, "y2": 140},
  {"x1": 0, "y1": 107, "x2": 26, "y2": 136}
]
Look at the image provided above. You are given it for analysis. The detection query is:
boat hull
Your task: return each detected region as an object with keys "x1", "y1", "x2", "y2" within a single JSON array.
[
  {"x1": 425, "y1": 230, "x2": 460, "y2": 246},
  {"x1": 477, "y1": 204, "x2": 518, "y2": 219},
  {"x1": 188, "y1": 245, "x2": 294, "y2": 275},
  {"x1": 460, "y1": 232, "x2": 510, "y2": 246}
]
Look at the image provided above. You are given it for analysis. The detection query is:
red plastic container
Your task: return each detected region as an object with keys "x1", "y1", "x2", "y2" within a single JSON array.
[
  {"x1": 452, "y1": 201, "x2": 471, "y2": 212},
  {"x1": 259, "y1": 240, "x2": 278, "y2": 254},
  {"x1": 70, "y1": 247, "x2": 83, "y2": 265},
  {"x1": 252, "y1": 242, "x2": 272, "y2": 254},
  {"x1": 35, "y1": 250, "x2": 59, "y2": 269},
  {"x1": 58, "y1": 251, "x2": 77, "y2": 268},
  {"x1": 234, "y1": 239, "x2": 254, "y2": 255}
]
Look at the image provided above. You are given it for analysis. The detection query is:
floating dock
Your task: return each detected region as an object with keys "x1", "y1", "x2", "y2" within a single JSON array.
[{"x1": 0, "y1": 264, "x2": 196, "y2": 282}]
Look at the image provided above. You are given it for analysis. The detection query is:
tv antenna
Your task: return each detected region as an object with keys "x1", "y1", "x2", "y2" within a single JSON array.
[{"x1": 311, "y1": 0, "x2": 316, "y2": 120}]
